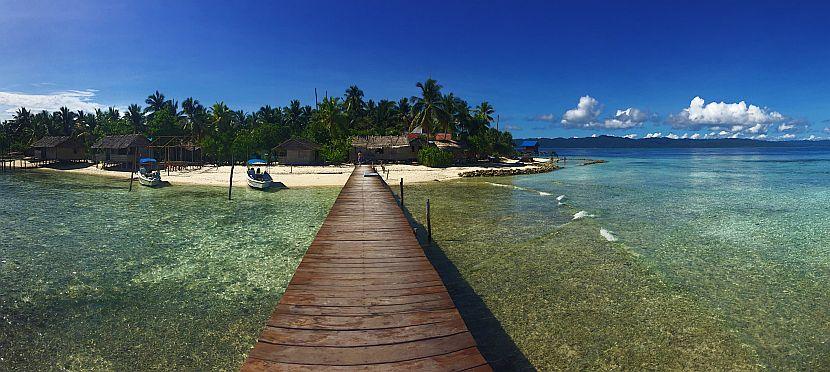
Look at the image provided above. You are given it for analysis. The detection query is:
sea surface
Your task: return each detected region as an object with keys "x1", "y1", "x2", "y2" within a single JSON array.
[
  {"x1": 2, "y1": 148, "x2": 829, "y2": 370},
  {"x1": 0, "y1": 171, "x2": 338, "y2": 371},
  {"x1": 404, "y1": 147, "x2": 830, "y2": 370}
]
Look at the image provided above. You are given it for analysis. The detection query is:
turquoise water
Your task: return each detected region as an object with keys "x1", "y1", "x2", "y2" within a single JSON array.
[
  {"x1": 404, "y1": 148, "x2": 830, "y2": 370},
  {"x1": 0, "y1": 172, "x2": 338, "y2": 370}
]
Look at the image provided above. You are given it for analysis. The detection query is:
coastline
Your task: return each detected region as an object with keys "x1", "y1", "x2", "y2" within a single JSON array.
[{"x1": 23, "y1": 160, "x2": 559, "y2": 188}]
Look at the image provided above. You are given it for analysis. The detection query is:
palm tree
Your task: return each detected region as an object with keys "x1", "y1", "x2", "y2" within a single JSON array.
[
  {"x1": 12, "y1": 108, "x2": 32, "y2": 137},
  {"x1": 56, "y1": 107, "x2": 75, "y2": 136},
  {"x1": 283, "y1": 100, "x2": 305, "y2": 136},
  {"x1": 440, "y1": 93, "x2": 465, "y2": 134},
  {"x1": 107, "y1": 107, "x2": 120, "y2": 120},
  {"x1": 474, "y1": 101, "x2": 495, "y2": 125},
  {"x1": 255, "y1": 105, "x2": 281, "y2": 127},
  {"x1": 32, "y1": 110, "x2": 52, "y2": 140},
  {"x1": 344, "y1": 85, "x2": 366, "y2": 115},
  {"x1": 411, "y1": 79, "x2": 450, "y2": 138},
  {"x1": 144, "y1": 91, "x2": 167, "y2": 116},
  {"x1": 182, "y1": 97, "x2": 207, "y2": 140},
  {"x1": 125, "y1": 104, "x2": 144, "y2": 134},
  {"x1": 210, "y1": 102, "x2": 232, "y2": 133},
  {"x1": 396, "y1": 98, "x2": 413, "y2": 133},
  {"x1": 313, "y1": 97, "x2": 347, "y2": 140},
  {"x1": 232, "y1": 110, "x2": 250, "y2": 129}
]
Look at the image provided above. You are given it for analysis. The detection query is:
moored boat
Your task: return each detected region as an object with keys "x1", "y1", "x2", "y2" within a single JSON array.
[
  {"x1": 246, "y1": 159, "x2": 273, "y2": 189},
  {"x1": 138, "y1": 158, "x2": 163, "y2": 187}
]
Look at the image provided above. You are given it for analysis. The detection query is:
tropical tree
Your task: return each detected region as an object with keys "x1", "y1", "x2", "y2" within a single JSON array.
[
  {"x1": 56, "y1": 107, "x2": 75, "y2": 136},
  {"x1": 474, "y1": 101, "x2": 495, "y2": 125},
  {"x1": 440, "y1": 93, "x2": 465, "y2": 134},
  {"x1": 144, "y1": 91, "x2": 167, "y2": 116},
  {"x1": 125, "y1": 104, "x2": 145, "y2": 134},
  {"x1": 11, "y1": 108, "x2": 32, "y2": 138},
  {"x1": 344, "y1": 85, "x2": 366, "y2": 116},
  {"x1": 411, "y1": 79, "x2": 450, "y2": 138},
  {"x1": 182, "y1": 97, "x2": 207, "y2": 141}
]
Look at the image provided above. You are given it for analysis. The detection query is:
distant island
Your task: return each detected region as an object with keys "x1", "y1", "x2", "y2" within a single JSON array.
[{"x1": 517, "y1": 135, "x2": 830, "y2": 149}]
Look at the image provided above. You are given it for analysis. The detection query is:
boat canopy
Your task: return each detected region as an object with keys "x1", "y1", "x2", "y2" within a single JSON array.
[
  {"x1": 247, "y1": 159, "x2": 267, "y2": 166},
  {"x1": 139, "y1": 157, "x2": 157, "y2": 164}
]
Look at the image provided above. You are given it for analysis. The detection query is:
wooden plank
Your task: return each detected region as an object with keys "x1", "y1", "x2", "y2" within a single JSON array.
[
  {"x1": 247, "y1": 332, "x2": 477, "y2": 366},
  {"x1": 242, "y1": 166, "x2": 490, "y2": 371},
  {"x1": 258, "y1": 319, "x2": 468, "y2": 347},
  {"x1": 243, "y1": 347, "x2": 487, "y2": 371}
]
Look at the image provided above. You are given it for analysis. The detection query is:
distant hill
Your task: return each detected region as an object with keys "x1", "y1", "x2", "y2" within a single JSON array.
[{"x1": 516, "y1": 135, "x2": 830, "y2": 148}]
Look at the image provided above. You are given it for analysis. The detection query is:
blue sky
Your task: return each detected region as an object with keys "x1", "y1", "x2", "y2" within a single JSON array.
[{"x1": 1, "y1": 0, "x2": 829, "y2": 140}]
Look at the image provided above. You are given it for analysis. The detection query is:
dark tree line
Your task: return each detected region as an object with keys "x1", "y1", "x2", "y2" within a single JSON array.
[{"x1": 1, "y1": 79, "x2": 515, "y2": 163}]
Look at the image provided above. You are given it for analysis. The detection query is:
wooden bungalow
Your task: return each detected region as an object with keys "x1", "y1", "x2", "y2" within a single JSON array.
[
  {"x1": 350, "y1": 135, "x2": 426, "y2": 163},
  {"x1": 91, "y1": 134, "x2": 150, "y2": 169},
  {"x1": 147, "y1": 136, "x2": 204, "y2": 171},
  {"x1": 273, "y1": 138, "x2": 321, "y2": 165},
  {"x1": 29, "y1": 136, "x2": 86, "y2": 163}
]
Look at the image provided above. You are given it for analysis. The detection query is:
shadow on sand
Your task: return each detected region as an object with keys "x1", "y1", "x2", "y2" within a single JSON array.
[
  {"x1": 397, "y1": 198, "x2": 534, "y2": 371},
  {"x1": 40, "y1": 161, "x2": 97, "y2": 171}
]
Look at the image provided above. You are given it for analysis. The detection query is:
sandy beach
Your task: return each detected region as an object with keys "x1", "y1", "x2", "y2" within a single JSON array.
[{"x1": 30, "y1": 161, "x2": 552, "y2": 188}]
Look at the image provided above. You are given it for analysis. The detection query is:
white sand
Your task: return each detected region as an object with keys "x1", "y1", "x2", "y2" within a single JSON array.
[{"x1": 33, "y1": 161, "x2": 548, "y2": 188}]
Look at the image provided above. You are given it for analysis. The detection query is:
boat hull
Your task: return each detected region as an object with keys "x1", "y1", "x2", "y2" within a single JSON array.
[
  {"x1": 138, "y1": 174, "x2": 162, "y2": 187},
  {"x1": 247, "y1": 176, "x2": 272, "y2": 190}
]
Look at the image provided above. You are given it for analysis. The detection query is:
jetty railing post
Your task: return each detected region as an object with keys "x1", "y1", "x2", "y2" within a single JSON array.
[
  {"x1": 228, "y1": 153, "x2": 235, "y2": 201},
  {"x1": 129, "y1": 152, "x2": 136, "y2": 191},
  {"x1": 399, "y1": 178, "x2": 404, "y2": 206},
  {"x1": 426, "y1": 198, "x2": 432, "y2": 243}
]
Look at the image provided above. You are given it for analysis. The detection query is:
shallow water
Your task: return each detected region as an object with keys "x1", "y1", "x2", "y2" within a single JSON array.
[
  {"x1": 405, "y1": 147, "x2": 830, "y2": 370},
  {"x1": 0, "y1": 171, "x2": 338, "y2": 371}
]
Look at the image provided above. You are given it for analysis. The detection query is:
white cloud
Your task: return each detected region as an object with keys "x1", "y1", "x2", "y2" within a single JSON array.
[
  {"x1": 690, "y1": 133, "x2": 701, "y2": 139},
  {"x1": 603, "y1": 107, "x2": 650, "y2": 129},
  {"x1": 666, "y1": 133, "x2": 680, "y2": 139},
  {"x1": 561, "y1": 96, "x2": 602, "y2": 127},
  {"x1": 667, "y1": 97, "x2": 801, "y2": 137},
  {"x1": 807, "y1": 135, "x2": 821, "y2": 141},
  {"x1": 623, "y1": 133, "x2": 638, "y2": 139},
  {"x1": 780, "y1": 133, "x2": 796, "y2": 140},
  {"x1": 556, "y1": 95, "x2": 651, "y2": 129},
  {"x1": 534, "y1": 113, "x2": 556, "y2": 121},
  {"x1": 645, "y1": 132, "x2": 662, "y2": 138},
  {"x1": 824, "y1": 127, "x2": 830, "y2": 134},
  {"x1": 0, "y1": 90, "x2": 107, "y2": 119}
]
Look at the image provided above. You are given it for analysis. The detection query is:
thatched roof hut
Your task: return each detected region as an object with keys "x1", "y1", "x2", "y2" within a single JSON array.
[
  {"x1": 92, "y1": 134, "x2": 150, "y2": 149},
  {"x1": 29, "y1": 136, "x2": 86, "y2": 162},
  {"x1": 351, "y1": 136, "x2": 424, "y2": 163},
  {"x1": 92, "y1": 134, "x2": 150, "y2": 168},
  {"x1": 273, "y1": 138, "x2": 321, "y2": 165},
  {"x1": 351, "y1": 135, "x2": 411, "y2": 149}
]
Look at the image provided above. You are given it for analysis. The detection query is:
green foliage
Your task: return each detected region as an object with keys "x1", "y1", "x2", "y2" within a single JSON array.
[
  {"x1": 319, "y1": 138, "x2": 351, "y2": 163},
  {"x1": 418, "y1": 146, "x2": 453, "y2": 167},
  {"x1": 1, "y1": 78, "x2": 515, "y2": 163},
  {"x1": 146, "y1": 109, "x2": 182, "y2": 138}
]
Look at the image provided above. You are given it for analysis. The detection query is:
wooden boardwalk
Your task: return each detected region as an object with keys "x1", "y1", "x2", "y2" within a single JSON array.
[{"x1": 242, "y1": 166, "x2": 490, "y2": 371}]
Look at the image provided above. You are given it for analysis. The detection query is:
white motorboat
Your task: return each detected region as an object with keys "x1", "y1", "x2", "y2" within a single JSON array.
[
  {"x1": 246, "y1": 159, "x2": 273, "y2": 190},
  {"x1": 138, "y1": 158, "x2": 163, "y2": 187}
]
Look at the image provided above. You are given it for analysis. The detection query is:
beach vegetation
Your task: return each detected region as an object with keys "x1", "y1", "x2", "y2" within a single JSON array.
[
  {"x1": 0, "y1": 79, "x2": 514, "y2": 162},
  {"x1": 417, "y1": 146, "x2": 454, "y2": 167}
]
